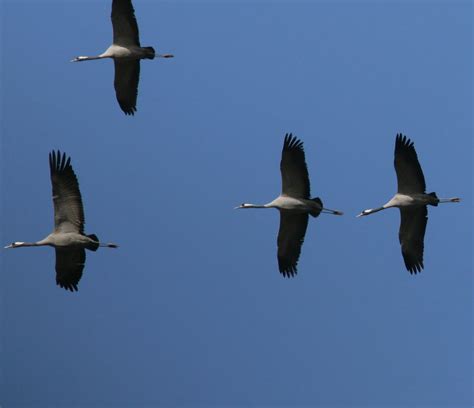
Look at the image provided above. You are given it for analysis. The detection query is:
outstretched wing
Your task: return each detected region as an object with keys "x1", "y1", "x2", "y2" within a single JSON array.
[
  {"x1": 398, "y1": 206, "x2": 428, "y2": 274},
  {"x1": 49, "y1": 150, "x2": 85, "y2": 234},
  {"x1": 114, "y1": 59, "x2": 140, "y2": 115},
  {"x1": 111, "y1": 0, "x2": 140, "y2": 46},
  {"x1": 394, "y1": 134, "x2": 426, "y2": 194},
  {"x1": 280, "y1": 133, "x2": 311, "y2": 199},
  {"x1": 55, "y1": 247, "x2": 86, "y2": 292},
  {"x1": 277, "y1": 212, "x2": 309, "y2": 277}
]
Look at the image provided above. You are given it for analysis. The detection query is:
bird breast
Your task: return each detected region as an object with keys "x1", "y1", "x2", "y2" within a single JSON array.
[
  {"x1": 272, "y1": 196, "x2": 313, "y2": 211},
  {"x1": 388, "y1": 193, "x2": 432, "y2": 208},
  {"x1": 47, "y1": 232, "x2": 91, "y2": 248},
  {"x1": 106, "y1": 45, "x2": 148, "y2": 59}
]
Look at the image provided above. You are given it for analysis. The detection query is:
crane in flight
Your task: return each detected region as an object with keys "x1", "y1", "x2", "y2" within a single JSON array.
[
  {"x1": 357, "y1": 134, "x2": 460, "y2": 273},
  {"x1": 71, "y1": 0, "x2": 173, "y2": 115},
  {"x1": 5, "y1": 151, "x2": 118, "y2": 292},
  {"x1": 236, "y1": 133, "x2": 343, "y2": 277}
]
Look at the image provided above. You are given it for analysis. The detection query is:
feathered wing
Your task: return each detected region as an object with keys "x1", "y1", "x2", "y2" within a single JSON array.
[
  {"x1": 394, "y1": 133, "x2": 426, "y2": 194},
  {"x1": 280, "y1": 133, "x2": 310, "y2": 199},
  {"x1": 114, "y1": 59, "x2": 140, "y2": 115},
  {"x1": 398, "y1": 206, "x2": 428, "y2": 274},
  {"x1": 111, "y1": 0, "x2": 140, "y2": 46},
  {"x1": 55, "y1": 247, "x2": 86, "y2": 292},
  {"x1": 49, "y1": 151, "x2": 85, "y2": 234},
  {"x1": 277, "y1": 212, "x2": 309, "y2": 277}
]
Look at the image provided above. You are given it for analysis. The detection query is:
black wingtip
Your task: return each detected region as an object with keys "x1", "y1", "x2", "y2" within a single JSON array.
[
  {"x1": 49, "y1": 150, "x2": 72, "y2": 173},
  {"x1": 283, "y1": 133, "x2": 304, "y2": 151},
  {"x1": 278, "y1": 258, "x2": 298, "y2": 278},
  {"x1": 280, "y1": 268, "x2": 298, "y2": 278},
  {"x1": 405, "y1": 260, "x2": 424, "y2": 274},
  {"x1": 395, "y1": 133, "x2": 415, "y2": 150},
  {"x1": 122, "y1": 107, "x2": 136, "y2": 116},
  {"x1": 57, "y1": 281, "x2": 79, "y2": 292}
]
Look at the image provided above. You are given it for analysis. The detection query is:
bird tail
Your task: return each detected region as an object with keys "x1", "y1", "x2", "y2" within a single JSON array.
[
  {"x1": 86, "y1": 234, "x2": 100, "y2": 251},
  {"x1": 310, "y1": 197, "x2": 323, "y2": 218},
  {"x1": 143, "y1": 46, "x2": 155, "y2": 59},
  {"x1": 428, "y1": 192, "x2": 439, "y2": 206}
]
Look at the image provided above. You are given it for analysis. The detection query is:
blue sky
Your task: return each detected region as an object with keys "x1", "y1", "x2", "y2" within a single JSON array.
[{"x1": 1, "y1": 1, "x2": 472, "y2": 407}]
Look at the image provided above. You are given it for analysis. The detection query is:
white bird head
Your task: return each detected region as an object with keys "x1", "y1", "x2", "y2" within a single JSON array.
[
  {"x1": 70, "y1": 56, "x2": 89, "y2": 62},
  {"x1": 356, "y1": 209, "x2": 373, "y2": 217},
  {"x1": 235, "y1": 203, "x2": 253, "y2": 209},
  {"x1": 4, "y1": 241, "x2": 25, "y2": 249}
]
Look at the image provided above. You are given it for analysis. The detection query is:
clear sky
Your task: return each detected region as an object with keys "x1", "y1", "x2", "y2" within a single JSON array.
[{"x1": 1, "y1": 1, "x2": 472, "y2": 407}]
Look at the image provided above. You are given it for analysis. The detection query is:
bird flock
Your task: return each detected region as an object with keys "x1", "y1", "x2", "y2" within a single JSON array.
[{"x1": 5, "y1": 0, "x2": 461, "y2": 291}]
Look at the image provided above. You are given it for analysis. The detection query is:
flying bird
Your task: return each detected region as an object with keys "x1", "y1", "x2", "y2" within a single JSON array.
[
  {"x1": 357, "y1": 134, "x2": 460, "y2": 273},
  {"x1": 71, "y1": 0, "x2": 174, "y2": 115},
  {"x1": 5, "y1": 151, "x2": 118, "y2": 292},
  {"x1": 236, "y1": 133, "x2": 343, "y2": 277}
]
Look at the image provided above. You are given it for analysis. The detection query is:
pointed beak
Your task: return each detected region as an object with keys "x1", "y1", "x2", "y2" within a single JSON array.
[
  {"x1": 356, "y1": 213, "x2": 364, "y2": 218},
  {"x1": 4, "y1": 244, "x2": 13, "y2": 249},
  {"x1": 234, "y1": 206, "x2": 242, "y2": 210}
]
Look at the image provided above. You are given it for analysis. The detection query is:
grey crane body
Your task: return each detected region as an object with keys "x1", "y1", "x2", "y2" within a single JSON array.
[
  {"x1": 359, "y1": 192, "x2": 444, "y2": 216},
  {"x1": 239, "y1": 196, "x2": 342, "y2": 216},
  {"x1": 5, "y1": 151, "x2": 117, "y2": 292},
  {"x1": 7, "y1": 233, "x2": 114, "y2": 250},
  {"x1": 357, "y1": 134, "x2": 460, "y2": 273},
  {"x1": 236, "y1": 133, "x2": 343, "y2": 277},
  {"x1": 72, "y1": 0, "x2": 173, "y2": 115},
  {"x1": 73, "y1": 44, "x2": 159, "y2": 62}
]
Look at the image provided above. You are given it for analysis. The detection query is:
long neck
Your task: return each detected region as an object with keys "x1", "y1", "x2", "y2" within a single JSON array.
[
  {"x1": 240, "y1": 202, "x2": 275, "y2": 209},
  {"x1": 11, "y1": 241, "x2": 48, "y2": 248},
  {"x1": 244, "y1": 203, "x2": 270, "y2": 209},
  {"x1": 20, "y1": 242, "x2": 40, "y2": 247},
  {"x1": 72, "y1": 55, "x2": 109, "y2": 62}
]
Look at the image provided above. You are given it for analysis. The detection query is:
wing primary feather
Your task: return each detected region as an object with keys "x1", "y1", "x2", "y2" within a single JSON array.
[
  {"x1": 394, "y1": 133, "x2": 426, "y2": 194},
  {"x1": 399, "y1": 206, "x2": 427, "y2": 274},
  {"x1": 49, "y1": 150, "x2": 86, "y2": 234},
  {"x1": 112, "y1": 0, "x2": 140, "y2": 46},
  {"x1": 60, "y1": 151, "x2": 66, "y2": 170},
  {"x1": 280, "y1": 133, "x2": 310, "y2": 198},
  {"x1": 55, "y1": 247, "x2": 85, "y2": 292},
  {"x1": 277, "y1": 212, "x2": 309, "y2": 277},
  {"x1": 114, "y1": 59, "x2": 140, "y2": 115}
]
